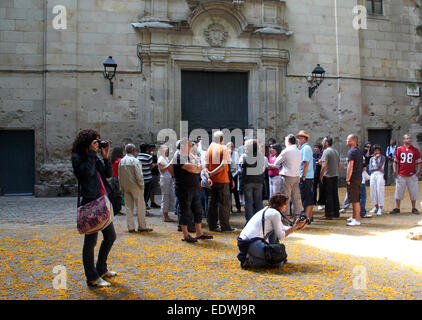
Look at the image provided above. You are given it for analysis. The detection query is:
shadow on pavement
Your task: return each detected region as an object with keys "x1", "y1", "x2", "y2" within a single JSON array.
[{"x1": 245, "y1": 262, "x2": 331, "y2": 276}]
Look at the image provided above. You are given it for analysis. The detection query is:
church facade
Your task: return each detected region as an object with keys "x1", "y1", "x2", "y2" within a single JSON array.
[{"x1": 0, "y1": 0, "x2": 421, "y2": 196}]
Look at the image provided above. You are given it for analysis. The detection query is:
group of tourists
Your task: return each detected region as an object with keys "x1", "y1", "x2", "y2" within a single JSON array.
[{"x1": 71, "y1": 128, "x2": 422, "y2": 286}]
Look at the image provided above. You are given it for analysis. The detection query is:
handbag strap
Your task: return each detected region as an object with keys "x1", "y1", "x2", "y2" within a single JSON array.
[
  {"x1": 77, "y1": 182, "x2": 81, "y2": 207},
  {"x1": 77, "y1": 171, "x2": 106, "y2": 208},
  {"x1": 97, "y1": 171, "x2": 107, "y2": 196},
  {"x1": 262, "y1": 207, "x2": 294, "y2": 241},
  {"x1": 261, "y1": 207, "x2": 269, "y2": 241}
]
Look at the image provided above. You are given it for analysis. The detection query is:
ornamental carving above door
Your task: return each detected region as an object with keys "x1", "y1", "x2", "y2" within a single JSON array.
[{"x1": 204, "y1": 23, "x2": 229, "y2": 47}]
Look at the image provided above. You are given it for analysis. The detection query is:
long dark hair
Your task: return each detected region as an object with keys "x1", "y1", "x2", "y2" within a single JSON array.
[
  {"x1": 111, "y1": 146, "x2": 124, "y2": 163},
  {"x1": 72, "y1": 129, "x2": 99, "y2": 155},
  {"x1": 270, "y1": 143, "x2": 282, "y2": 156}
]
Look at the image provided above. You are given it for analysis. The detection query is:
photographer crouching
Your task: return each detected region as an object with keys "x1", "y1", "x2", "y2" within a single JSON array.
[{"x1": 237, "y1": 192, "x2": 308, "y2": 268}]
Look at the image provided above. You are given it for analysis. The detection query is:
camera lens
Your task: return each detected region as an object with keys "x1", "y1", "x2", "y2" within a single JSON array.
[{"x1": 98, "y1": 140, "x2": 108, "y2": 149}]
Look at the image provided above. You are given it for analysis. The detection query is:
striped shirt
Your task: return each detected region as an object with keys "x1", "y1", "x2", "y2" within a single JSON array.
[{"x1": 137, "y1": 153, "x2": 153, "y2": 182}]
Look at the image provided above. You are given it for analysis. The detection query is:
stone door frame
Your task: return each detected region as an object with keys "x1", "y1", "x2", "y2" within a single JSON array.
[{"x1": 141, "y1": 43, "x2": 289, "y2": 139}]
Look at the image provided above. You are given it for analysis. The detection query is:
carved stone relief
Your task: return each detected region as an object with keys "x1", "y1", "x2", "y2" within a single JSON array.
[{"x1": 204, "y1": 23, "x2": 229, "y2": 47}]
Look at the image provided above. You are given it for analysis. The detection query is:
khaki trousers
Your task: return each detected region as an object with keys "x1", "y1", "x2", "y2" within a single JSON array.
[{"x1": 124, "y1": 187, "x2": 146, "y2": 231}]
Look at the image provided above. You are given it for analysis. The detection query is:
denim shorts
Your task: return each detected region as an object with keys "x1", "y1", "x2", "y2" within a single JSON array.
[{"x1": 299, "y1": 178, "x2": 315, "y2": 208}]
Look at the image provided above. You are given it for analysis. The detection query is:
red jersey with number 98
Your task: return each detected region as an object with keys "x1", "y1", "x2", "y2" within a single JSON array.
[{"x1": 394, "y1": 145, "x2": 421, "y2": 177}]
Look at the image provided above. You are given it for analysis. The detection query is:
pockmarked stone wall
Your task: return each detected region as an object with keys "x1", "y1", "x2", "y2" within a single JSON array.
[
  {"x1": 0, "y1": 0, "x2": 421, "y2": 195},
  {"x1": 359, "y1": 0, "x2": 422, "y2": 149}
]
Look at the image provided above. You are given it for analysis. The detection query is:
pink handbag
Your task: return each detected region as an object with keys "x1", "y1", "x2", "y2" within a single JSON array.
[{"x1": 76, "y1": 172, "x2": 114, "y2": 234}]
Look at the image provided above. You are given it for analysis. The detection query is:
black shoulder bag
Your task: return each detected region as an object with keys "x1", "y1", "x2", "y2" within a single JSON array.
[{"x1": 262, "y1": 208, "x2": 288, "y2": 265}]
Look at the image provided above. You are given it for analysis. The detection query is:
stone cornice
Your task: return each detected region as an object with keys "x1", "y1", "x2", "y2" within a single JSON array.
[
  {"x1": 132, "y1": 0, "x2": 292, "y2": 39},
  {"x1": 138, "y1": 43, "x2": 290, "y2": 66}
]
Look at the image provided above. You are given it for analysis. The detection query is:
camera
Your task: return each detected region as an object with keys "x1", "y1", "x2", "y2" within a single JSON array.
[
  {"x1": 298, "y1": 211, "x2": 311, "y2": 224},
  {"x1": 96, "y1": 139, "x2": 109, "y2": 149}
]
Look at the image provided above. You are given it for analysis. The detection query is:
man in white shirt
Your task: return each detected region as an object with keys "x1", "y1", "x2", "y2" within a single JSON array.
[
  {"x1": 119, "y1": 144, "x2": 153, "y2": 233},
  {"x1": 273, "y1": 134, "x2": 302, "y2": 218}
]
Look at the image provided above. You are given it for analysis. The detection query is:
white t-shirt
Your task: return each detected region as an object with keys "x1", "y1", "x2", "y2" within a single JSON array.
[
  {"x1": 273, "y1": 144, "x2": 301, "y2": 177},
  {"x1": 158, "y1": 155, "x2": 172, "y2": 179},
  {"x1": 239, "y1": 207, "x2": 291, "y2": 241}
]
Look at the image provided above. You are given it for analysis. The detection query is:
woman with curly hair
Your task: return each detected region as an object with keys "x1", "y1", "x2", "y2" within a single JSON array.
[{"x1": 71, "y1": 129, "x2": 117, "y2": 288}]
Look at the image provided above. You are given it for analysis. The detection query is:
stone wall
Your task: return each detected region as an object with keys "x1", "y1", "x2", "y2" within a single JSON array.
[
  {"x1": 359, "y1": 0, "x2": 422, "y2": 148},
  {"x1": 0, "y1": 0, "x2": 421, "y2": 196}
]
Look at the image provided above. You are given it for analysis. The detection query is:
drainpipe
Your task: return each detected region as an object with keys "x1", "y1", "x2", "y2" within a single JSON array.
[
  {"x1": 334, "y1": 0, "x2": 343, "y2": 164},
  {"x1": 42, "y1": 0, "x2": 47, "y2": 163}
]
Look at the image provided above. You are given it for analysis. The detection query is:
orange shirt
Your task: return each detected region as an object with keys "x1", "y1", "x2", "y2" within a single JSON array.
[{"x1": 206, "y1": 143, "x2": 230, "y2": 183}]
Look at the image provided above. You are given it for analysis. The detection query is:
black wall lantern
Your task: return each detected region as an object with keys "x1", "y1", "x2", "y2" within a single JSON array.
[
  {"x1": 308, "y1": 64, "x2": 326, "y2": 98},
  {"x1": 103, "y1": 56, "x2": 117, "y2": 95}
]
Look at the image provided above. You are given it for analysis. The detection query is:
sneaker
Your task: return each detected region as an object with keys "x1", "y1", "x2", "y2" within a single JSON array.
[
  {"x1": 347, "y1": 216, "x2": 353, "y2": 222},
  {"x1": 339, "y1": 208, "x2": 347, "y2": 214},
  {"x1": 347, "y1": 219, "x2": 361, "y2": 226},
  {"x1": 376, "y1": 208, "x2": 383, "y2": 216},
  {"x1": 87, "y1": 277, "x2": 111, "y2": 288},
  {"x1": 220, "y1": 227, "x2": 238, "y2": 232},
  {"x1": 362, "y1": 214, "x2": 372, "y2": 218},
  {"x1": 101, "y1": 271, "x2": 118, "y2": 279},
  {"x1": 318, "y1": 205, "x2": 324, "y2": 211},
  {"x1": 369, "y1": 207, "x2": 377, "y2": 214},
  {"x1": 390, "y1": 208, "x2": 400, "y2": 214},
  {"x1": 412, "y1": 208, "x2": 420, "y2": 215}
]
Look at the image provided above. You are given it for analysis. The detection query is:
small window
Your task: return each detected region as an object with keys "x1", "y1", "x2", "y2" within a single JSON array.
[{"x1": 366, "y1": 0, "x2": 383, "y2": 15}]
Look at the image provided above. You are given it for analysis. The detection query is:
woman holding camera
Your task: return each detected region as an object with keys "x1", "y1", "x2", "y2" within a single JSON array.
[
  {"x1": 237, "y1": 193, "x2": 307, "y2": 268},
  {"x1": 71, "y1": 129, "x2": 117, "y2": 288}
]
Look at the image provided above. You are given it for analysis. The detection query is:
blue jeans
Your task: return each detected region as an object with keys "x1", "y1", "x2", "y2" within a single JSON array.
[
  {"x1": 246, "y1": 232, "x2": 282, "y2": 267},
  {"x1": 82, "y1": 222, "x2": 116, "y2": 282},
  {"x1": 81, "y1": 197, "x2": 117, "y2": 283},
  {"x1": 360, "y1": 183, "x2": 367, "y2": 217},
  {"x1": 200, "y1": 188, "x2": 209, "y2": 218},
  {"x1": 174, "y1": 197, "x2": 179, "y2": 214},
  {"x1": 343, "y1": 185, "x2": 367, "y2": 216},
  {"x1": 243, "y1": 183, "x2": 263, "y2": 222},
  {"x1": 342, "y1": 193, "x2": 350, "y2": 209}
]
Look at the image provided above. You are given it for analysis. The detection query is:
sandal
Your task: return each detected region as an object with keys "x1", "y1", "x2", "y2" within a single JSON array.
[
  {"x1": 195, "y1": 233, "x2": 213, "y2": 240},
  {"x1": 182, "y1": 234, "x2": 198, "y2": 243}
]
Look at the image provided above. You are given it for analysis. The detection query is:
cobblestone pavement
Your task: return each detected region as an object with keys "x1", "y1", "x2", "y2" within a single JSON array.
[{"x1": 0, "y1": 184, "x2": 421, "y2": 300}]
